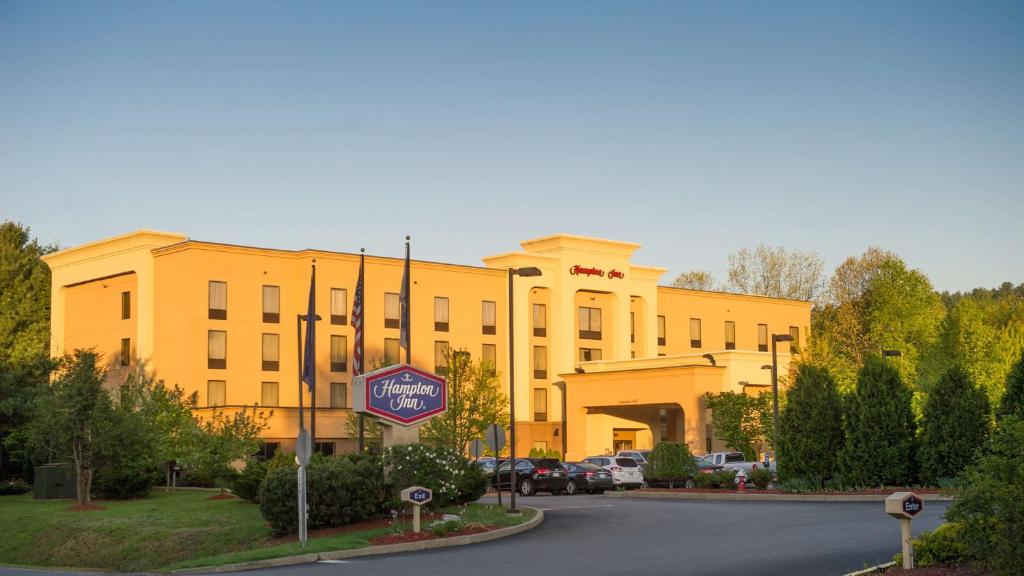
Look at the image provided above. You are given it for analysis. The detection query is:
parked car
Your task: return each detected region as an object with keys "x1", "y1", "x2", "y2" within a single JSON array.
[
  {"x1": 493, "y1": 458, "x2": 570, "y2": 496},
  {"x1": 616, "y1": 450, "x2": 652, "y2": 465},
  {"x1": 563, "y1": 462, "x2": 615, "y2": 494},
  {"x1": 474, "y1": 457, "x2": 506, "y2": 478},
  {"x1": 583, "y1": 456, "x2": 644, "y2": 488},
  {"x1": 696, "y1": 452, "x2": 774, "y2": 475}
]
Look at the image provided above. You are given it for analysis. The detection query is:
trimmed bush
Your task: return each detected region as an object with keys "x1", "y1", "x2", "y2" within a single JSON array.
[
  {"x1": 713, "y1": 469, "x2": 737, "y2": 488},
  {"x1": 0, "y1": 480, "x2": 32, "y2": 495},
  {"x1": 908, "y1": 523, "x2": 970, "y2": 568},
  {"x1": 646, "y1": 442, "x2": 698, "y2": 488},
  {"x1": 93, "y1": 466, "x2": 161, "y2": 499},
  {"x1": 839, "y1": 356, "x2": 917, "y2": 486},
  {"x1": 777, "y1": 363, "x2": 843, "y2": 487},
  {"x1": 746, "y1": 467, "x2": 772, "y2": 490},
  {"x1": 778, "y1": 476, "x2": 817, "y2": 493},
  {"x1": 918, "y1": 366, "x2": 990, "y2": 485},
  {"x1": 382, "y1": 444, "x2": 482, "y2": 510},
  {"x1": 233, "y1": 459, "x2": 267, "y2": 503},
  {"x1": 453, "y1": 458, "x2": 489, "y2": 504},
  {"x1": 946, "y1": 416, "x2": 1024, "y2": 575},
  {"x1": 259, "y1": 453, "x2": 387, "y2": 537}
]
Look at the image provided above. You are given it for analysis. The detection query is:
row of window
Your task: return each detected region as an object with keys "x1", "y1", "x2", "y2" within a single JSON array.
[
  {"x1": 205, "y1": 380, "x2": 350, "y2": 409},
  {"x1": 644, "y1": 317, "x2": 800, "y2": 353},
  {"x1": 207, "y1": 281, "x2": 503, "y2": 334}
]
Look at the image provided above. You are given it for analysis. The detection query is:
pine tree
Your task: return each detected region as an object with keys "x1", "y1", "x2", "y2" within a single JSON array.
[
  {"x1": 998, "y1": 353, "x2": 1024, "y2": 419},
  {"x1": 777, "y1": 363, "x2": 844, "y2": 487},
  {"x1": 918, "y1": 365, "x2": 990, "y2": 485},
  {"x1": 840, "y1": 356, "x2": 917, "y2": 486}
]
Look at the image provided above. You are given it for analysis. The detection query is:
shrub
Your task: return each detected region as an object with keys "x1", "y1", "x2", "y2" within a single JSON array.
[
  {"x1": 777, "y1": 363, "x2": 843, "y2": 487},
  {"x1": 909, "y1": 523, "x2": 970, "y2": 568},
  {"x1": 691, "y1": 472, "x2": 716, "y2": 489},
  {"x1": 0, "y1": 480, "x2": 32, "y2": 495},
  {"x1": 746, "y1": 467, "x2": 772, "y2": 490},
  {"x1": 918, "y1": 366, "x2": 990, "y2": 486},
  {"x1": 998, "y1": 353, "x2": 1024, "y2": 419},
  {"x1": 233, "y1": 459, "x2": 267, "y2": 503},
  {"x1": 93, "y1": 466, "x2": 161, "y2": 499},
  {"x1": 778, "y1": 476, "x2": 817, "y2": 493},
  {"x1": 259, "y1": 453, "x2": 387, "y2": 537},
  {"x1": 712, "y1": 469, "x2": 737, "y2": 489},
  {"x1": 382, "y1": 444, "x2": 480, "y2": 510},
  {"x1": 946, "y1": 416, "x2": 1024, "y2": 575},
  {"x1": 646, "y1": 442, "x2": 698, "y2": 488},
  {"x1": 453, "y1": 458, "x2": 489, "y2": 504},
  {"x1": 839, "y1": 356, "x2": 917, "y2": 486}
]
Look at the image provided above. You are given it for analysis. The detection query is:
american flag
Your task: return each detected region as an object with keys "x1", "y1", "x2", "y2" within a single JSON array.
[{"x1": 351, "y1": 252, "x2": 364, "y2": 377}]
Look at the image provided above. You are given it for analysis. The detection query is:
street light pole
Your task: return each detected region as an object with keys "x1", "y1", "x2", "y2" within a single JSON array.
[
  {"x1": 507, "y1": 266, "x2": 542, "y2": 515},
  {"x1": 770, "y1": 334, "x2": 794, "y2": 468}
]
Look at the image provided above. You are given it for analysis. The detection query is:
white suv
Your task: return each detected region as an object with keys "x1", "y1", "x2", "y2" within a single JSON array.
[
  {"x1": 584, "y1": 456, "x2": 644, "y2": 488},
  {"x1": 616, "y1": 450, "x2": 652, "y2": 465}
]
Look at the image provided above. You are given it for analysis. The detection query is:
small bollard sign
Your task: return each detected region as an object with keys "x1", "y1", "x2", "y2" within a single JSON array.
[
  {"x1": 401, "y1": 486, "x2": 433, "y2": 533},
  {"x1": 886, "y1": 492, "x2": 924, "y2": 569}
]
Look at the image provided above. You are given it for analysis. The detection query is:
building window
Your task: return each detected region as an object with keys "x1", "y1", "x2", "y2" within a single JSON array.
[
  {"x1": 384, "y1": 292, "x2": 400, "y2": 329},
  {"x1": 331, "y1": 335, "x2": 347, "y2": 372},
  {"x1": 434, "y1": 297, "x2": 449, "y2": 332},
  {"x1": 261, "y1": 381, "x2": 279, "y2": 406},
  {"x1": 533, "y1": 440, "x2": 548, "y2": 451},
  {"x1": 579, "y1": 348, "x2": 602, "y2": 362},
  {"x1": 579, "y1": 306, "x2": 602, "y2": 340},
  {"x1": 533, "y1": 303, "x2": 547, "y2": 337},
  {"x1": 533, "y1": 346, "x2": 547, "y2": 379},
  {"x1": 384, "y1": 338, "x2": 400, "y2": 365},
  {"x1": 209, "y1": 281, "x2": 227, "y2": 320},
  {"x1": 208, "y1": 330, "x2": 227, "y2": 369},
  {"x1": 690, "y1": 318, "x2": 702, "y2": 348},
  {"x1": 758, "y1": 324, "x2": 768, "y2": 352},
  {"x1": 630, "y1": 312, "x2": 635, "y2": 343},
  {"x1": 331, "y1": 288, "x2": 347, "y2": 325},
  {"x1": 207, "y1": 380, "x2": 226, "y2": 407},
  {"x1": 789, "y1": 326, "x2": 800, "y2": 354},
  {"x1": 315, "y1": 442, "x2": 335, "y2": 456},
  {"x1": 534, "y1": 388, "x2": 548, "y2": 422},
  {"x1": 434, "y1": 341, "x2": 450, "y2": 376},
  {"x1": 658, "y1": 315, "x2": 666, "y2": 346},
  {"x1": 262, "y1": 285, "x2": 280, "y2": 323},
  {"x1": 121, "y1": 291, "x2": 131, "y2": 320},
  {"x1": 482, "y1": 300, "x2": 496, "y2": 335},
  {"x1": 482, "y1": 344, "x2": 497, "y2": 376},
  {"x1": 258, "y1": 441, "x2": 281, "y2": 461},
  {"x1": 262, "y1": 333, "x2": 279, "y2": 371},
  {"x1": 331, "y1": 382, "x2": 347, "y2": 408},
  {"x1": 725, "y1": 321, "x2": 736, "y2": 350},
  {"x1": 120, "y1": 338, "x2": 130, "y2": 366}
]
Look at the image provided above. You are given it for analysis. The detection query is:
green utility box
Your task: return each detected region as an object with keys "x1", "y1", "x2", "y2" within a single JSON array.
[{"x1": 33, "y1": 463, "x2": 77, "y2": 499}]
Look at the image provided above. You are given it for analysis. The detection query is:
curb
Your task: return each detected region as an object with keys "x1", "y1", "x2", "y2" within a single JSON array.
[
  {"x1": 171, "y1": 507, "x2": 543, "y2": 574},
  {"x1": 843, "y1": 561, "x2": 896, "y2": 576},
  {"x1": 603, "y1": 491, "x2": 954, "y2": 503}
]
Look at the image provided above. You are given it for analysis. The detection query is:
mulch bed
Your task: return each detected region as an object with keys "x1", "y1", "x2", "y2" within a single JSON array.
[
  {"x1": 206, "y1": 493, "x2": 236, "y2": 500},
  {"x1": 369, "y1": 524, "x2": 492, "y2": 546},
  {"x1": 67, "y1": 502, "x2": 108, "y2": 511}
]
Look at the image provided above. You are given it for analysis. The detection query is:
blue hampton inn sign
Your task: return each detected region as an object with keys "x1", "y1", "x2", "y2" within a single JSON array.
[{"x1": 352, "y1": 364, "x2": 447, "y2": 426}]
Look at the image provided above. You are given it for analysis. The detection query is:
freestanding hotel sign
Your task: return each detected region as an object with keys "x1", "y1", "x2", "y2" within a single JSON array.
[{"x1": 353, "y1": 364, "x2": 447, "y2": 427}]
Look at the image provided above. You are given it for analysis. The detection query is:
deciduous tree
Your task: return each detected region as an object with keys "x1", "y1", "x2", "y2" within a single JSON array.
[
  {"x1": 421, "y1": 347, "x2": 508, "y2": 455},
  {"x1": 726, "y1": 244, "x2": 825, "y2": 303},
  {"x1": 704, "y1": 391, "x2": 773, "y2": 461},
  {"x1": 672, "y1": 270, "x2": 718, "y2": 291}
]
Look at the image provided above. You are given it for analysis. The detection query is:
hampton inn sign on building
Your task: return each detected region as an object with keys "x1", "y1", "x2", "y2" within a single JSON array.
[{"x1": 43, "y1": 231, "x2": 810, "y2": 460}]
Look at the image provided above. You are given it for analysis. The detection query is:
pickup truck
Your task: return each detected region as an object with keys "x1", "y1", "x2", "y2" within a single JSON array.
[{"x1": 696, "y1": 451, "x2": 775, "y2": 474}]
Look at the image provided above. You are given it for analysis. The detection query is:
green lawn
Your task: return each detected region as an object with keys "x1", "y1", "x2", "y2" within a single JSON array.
[{"x1": 0, "y1": 490, "x2": 532, "y2": 573}]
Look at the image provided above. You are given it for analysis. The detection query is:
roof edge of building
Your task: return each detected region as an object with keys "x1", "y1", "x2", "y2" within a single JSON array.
[{"x1": 657, "y1": 284, "x2": 813, "y2": 306}]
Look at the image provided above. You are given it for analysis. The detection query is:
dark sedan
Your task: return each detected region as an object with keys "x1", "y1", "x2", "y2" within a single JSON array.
[
  {"x1": 493, "y1": 458, "x2": 570, "y2": 496},
  {"x1": 563, "y1": 462, "x2": 614, "y2": 494}
]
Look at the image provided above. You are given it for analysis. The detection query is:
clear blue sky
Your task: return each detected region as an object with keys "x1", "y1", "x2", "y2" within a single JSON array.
[{"x1": 2, "y1": 1, "x2": 1021, "y2": 292}]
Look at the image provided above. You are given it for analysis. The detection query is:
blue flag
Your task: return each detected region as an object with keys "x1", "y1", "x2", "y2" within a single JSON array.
[{"x1": 301, "y1": 264, "x2": 316, "y2": 393}]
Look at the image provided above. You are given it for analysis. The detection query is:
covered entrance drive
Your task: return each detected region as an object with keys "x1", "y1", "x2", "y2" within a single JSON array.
[{"x1": 559, "y1": 358, "x2": 728, "y2": 461}]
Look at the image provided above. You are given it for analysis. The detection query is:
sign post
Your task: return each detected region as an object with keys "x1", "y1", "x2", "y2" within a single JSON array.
[
  {"x1": 485, "y1": 424, "x2": 506, "y2": 508},
  {"x1": 885, "y1": 492, "x2": 924, "y2": 569},
  {"x1": 400, "y1": 486, "x2": 433, "y2": 533},
  {"x1": 295, "y1": 429, "x2": 312, "y2": 548}
]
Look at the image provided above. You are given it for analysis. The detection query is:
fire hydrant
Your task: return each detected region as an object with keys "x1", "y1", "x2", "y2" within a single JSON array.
[{"x1": 737, "y1": 471, "x2": 747, "y2": 492}]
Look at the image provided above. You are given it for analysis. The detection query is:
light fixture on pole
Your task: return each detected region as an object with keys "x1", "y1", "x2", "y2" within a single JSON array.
[
  {"x1": 507, "y1": 266, "x2": 542, "y2": 514},
  {"x1": 770, "y1": 334, "x2": 794, "y2": 467}
]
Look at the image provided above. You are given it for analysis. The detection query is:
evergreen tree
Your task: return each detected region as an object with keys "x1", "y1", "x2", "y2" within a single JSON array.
[
  {"x1": 998, "y1": 353, "x2": 1024, "y2": 419},
  {"x1": 918, "y1": 366, "x2": 990, "y2": 485},
  {"x1": 777, "y1": 363, "x2": 844, "y2": 486},
  {"x1": 839, "y1": 356, "x2": 917, "y2": 486}
]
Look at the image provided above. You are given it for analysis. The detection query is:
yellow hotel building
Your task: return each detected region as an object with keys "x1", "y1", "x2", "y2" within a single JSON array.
[{"x1": 43, "y1": 231, "x2": 810, "y2": 461}]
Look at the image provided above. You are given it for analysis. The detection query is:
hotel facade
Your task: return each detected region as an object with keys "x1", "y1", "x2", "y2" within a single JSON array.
[{"x1": 43, "y1": 231, "x2": 810, "y2": 461}]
